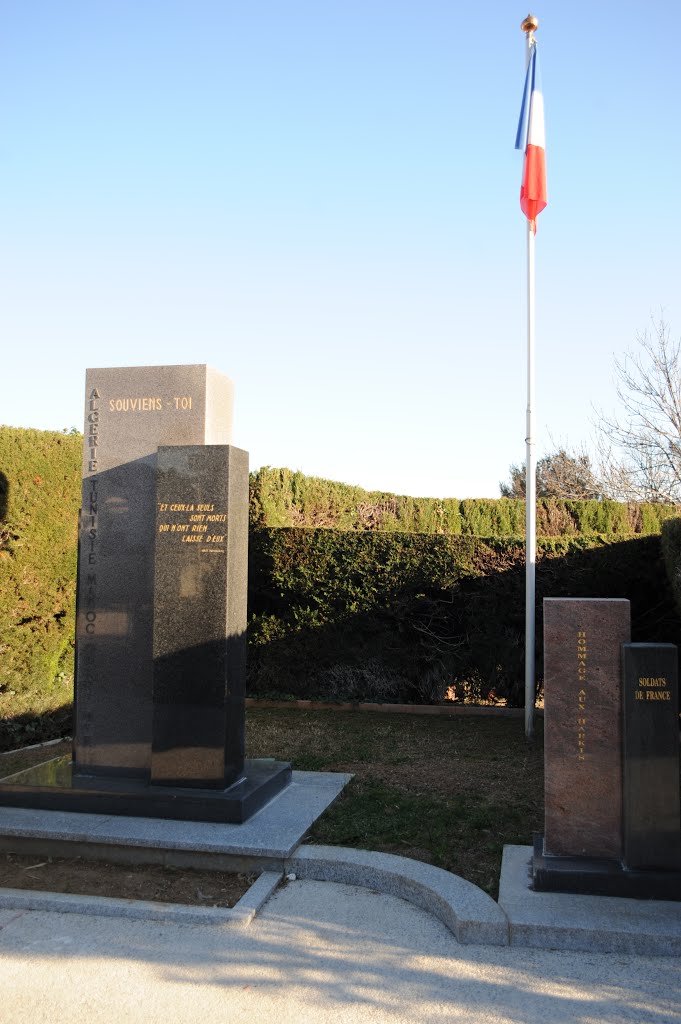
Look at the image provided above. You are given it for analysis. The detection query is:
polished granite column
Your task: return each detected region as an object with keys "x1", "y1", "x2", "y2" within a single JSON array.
[
  {"x1": 0, "y1": 367, "x2": 291, "y2": 823},
  {"x1": 622, "y1": 643, "x2": 681, "y2": 871},
  {"x1": 74, "y1": 365, "x2": 233, "y2": 775},
  {"x1": 151, "y1": 445, "x2": 248, "y2": 789}
]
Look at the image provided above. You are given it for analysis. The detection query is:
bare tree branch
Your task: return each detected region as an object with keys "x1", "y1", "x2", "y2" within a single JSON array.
[{"x1": 596, "y1": 318, "x2": 681, "y2": 504}]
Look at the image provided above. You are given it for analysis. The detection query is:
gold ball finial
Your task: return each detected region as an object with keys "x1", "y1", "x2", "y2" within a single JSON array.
[{"x1": 521, "y1": 13, "x2": 539, "y2": 33}]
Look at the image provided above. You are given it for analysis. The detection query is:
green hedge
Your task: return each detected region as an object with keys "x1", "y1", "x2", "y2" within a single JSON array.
[
  {"x1": 661, "y1": 518, "x2": 681, "y2": 621},
  {"x1": 0, "y1": 427, "x2": 81, "y2": 697},
  {"x1": 1, "y1": 429, "x2": 680, "y2": 715},
  {"x1": 248, "y1": 528, "x2": 681, "y2": 706},
  {"x1": 249, "y1": 466, "x2": 462, "y2": 532},
  {"x1": 250, "y1": 466, "x2": 677, "y2": 537}
]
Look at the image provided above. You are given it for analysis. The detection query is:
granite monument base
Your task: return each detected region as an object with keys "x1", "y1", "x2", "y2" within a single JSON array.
[
  {"x1": 532, "y1": 835, "x2": 681, "y2": 901},
  {"x1": 0, "y1": 756, "x2": 291, "y2": 824}
]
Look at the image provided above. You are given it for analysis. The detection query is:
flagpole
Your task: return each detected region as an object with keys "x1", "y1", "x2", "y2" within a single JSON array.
[{"x1": 522, "y1": 13, "x2": 538, "y2": 740}]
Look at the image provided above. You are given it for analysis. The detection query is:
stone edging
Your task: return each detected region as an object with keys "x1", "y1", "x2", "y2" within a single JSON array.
[
  {"x1": 287, "y1": 845, "x2": 509, "y2": 946},
  {"x1": 246, "y1": 698, "x2": 543, "y2": 718},
  {"x1": 0, "y1": 846, "x2": 509, "y2": 944},
  {"x1": 0, "y1": 869, "x2": 283, "y2": 927},
  {"x1": 0, "y1": 737, "x2": 70, "y2": 758}
]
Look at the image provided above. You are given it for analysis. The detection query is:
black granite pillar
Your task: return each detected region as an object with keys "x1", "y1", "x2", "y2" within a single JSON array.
[
  {"x1": 0, "y1": 374, "x2": 291, "y2": 823},
  {"x1": 74, "y1": 365, "x2": 233, "y2": 775},
  {"x1": 150, "y1": 445, "x2": 248, "y2": 788},
  {"x1": 622, "y1": 643, "x2": 681, "y2": 871}
]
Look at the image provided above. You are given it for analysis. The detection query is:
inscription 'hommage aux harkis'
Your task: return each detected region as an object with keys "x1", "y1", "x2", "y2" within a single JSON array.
[{"x1": 577, "y1": 630, "x2": 587, "y2": 761}]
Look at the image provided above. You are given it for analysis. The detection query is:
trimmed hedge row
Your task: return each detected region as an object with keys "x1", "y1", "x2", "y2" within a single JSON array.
[
  {"x1": 248, "y1": 528, "x2": 681, "y2": 706},
  {"x1": 0, "y1": 427, "x2": 81, "y2": 696},
  {"x1": 661, "y1": 518, "x2": 681, "y2": 621},
  {"x1": 1, "y1": 428, "x2": 680, "y2": 711},
  {"x1": 250, "y1": 466, "x2": 677, "y2": 537}
]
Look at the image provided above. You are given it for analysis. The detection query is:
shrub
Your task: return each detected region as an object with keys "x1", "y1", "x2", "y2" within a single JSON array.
[
  {"x1": 250, "y1": 468, "x2": 677, "y2": 537},
  {"x1": 248, "y1": 528, "x2": 680, "y2": 706},
  {"x1": 0, "y1": 427, "x2": 81, "y2": 696},
  {"x1": 661, "y1": 518, "x2": 681, "y2": 620}
]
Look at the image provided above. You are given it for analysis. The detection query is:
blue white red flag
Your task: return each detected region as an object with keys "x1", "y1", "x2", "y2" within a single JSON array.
[{"x1": 515, "y1": 45, "x2": 547, "y2": 232}]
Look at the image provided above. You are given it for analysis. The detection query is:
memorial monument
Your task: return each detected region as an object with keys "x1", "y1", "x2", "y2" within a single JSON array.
[
  {"x1": 0, "y1": 364, "x2": 291, "y2": 822},
  {"x1": 534, "y1": 597, "x2": 681, "y2": 899}
]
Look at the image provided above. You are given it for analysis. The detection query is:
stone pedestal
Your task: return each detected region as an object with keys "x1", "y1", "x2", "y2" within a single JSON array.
[{"x1": 543, "y1": 597, "x2": 631, "y2": 860}]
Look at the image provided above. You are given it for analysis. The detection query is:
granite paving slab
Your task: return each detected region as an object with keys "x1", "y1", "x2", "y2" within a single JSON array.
[
  {"x1": 0, "y1": 771, "x2": 351, "y2": 863},
  {"x1": 288, "y1": 844, "x2": 509, "y2": 946},
  {"x1": 499, "y1": 844, "x2": 681, "y2": 956}
]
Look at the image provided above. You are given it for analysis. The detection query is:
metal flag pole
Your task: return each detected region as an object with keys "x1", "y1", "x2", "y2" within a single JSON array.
[{"x1": 522, "y1": 13, "x2": 538, "y2": 740}]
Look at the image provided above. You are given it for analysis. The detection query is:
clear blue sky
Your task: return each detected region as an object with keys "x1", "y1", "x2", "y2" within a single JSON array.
[{"x1": 1, "y1": 1, "x2": 679, "y2": 497}]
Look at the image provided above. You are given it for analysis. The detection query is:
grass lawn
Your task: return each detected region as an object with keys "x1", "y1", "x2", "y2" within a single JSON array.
[
  {"x1": 247, "y1": 707, "x2": 544, "y2": 899},
  {"x1": 0, "y1": 706, "x2": 544, "y2": 901},
  {"x1": 0, "y1": 676, "x2": 73, "y2": 753}
]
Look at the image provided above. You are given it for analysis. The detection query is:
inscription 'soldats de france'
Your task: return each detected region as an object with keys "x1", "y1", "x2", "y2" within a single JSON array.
[{"x1": 635, "y1": 675, "x2": 672, "y2": 700}]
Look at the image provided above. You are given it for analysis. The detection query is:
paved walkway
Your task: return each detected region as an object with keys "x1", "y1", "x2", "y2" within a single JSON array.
[{"x1": 2, "y1": 878, "x2": 680, "y2": 1024}]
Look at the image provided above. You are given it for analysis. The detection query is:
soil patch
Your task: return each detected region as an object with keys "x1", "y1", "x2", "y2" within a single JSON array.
[{"x1": 0, "y1": 853, "x2": 257, "y2": 908}]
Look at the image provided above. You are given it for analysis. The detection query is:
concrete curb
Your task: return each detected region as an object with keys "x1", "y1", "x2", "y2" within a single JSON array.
[
  {"x1": 0, "y1": 870, "x2": 283, "y2": 927},
  {"x1": 0, "y1": 737, "x2": 70, "y2": 758},
  {"x1": 246, "y1": 698, "x2": 543, "y2": 719},
  {"x1": 499, "y1": 845, "x2": 681, "y2": 956},
  {"x1": 287, "y1": 845, "x2": 509, "y2": 946},
  {"x1": 234, "y1": 869, "x2": 283, "y2": 920},
  {"x1": 0, "y1": 845, "x2": 509, "y2": 945}
]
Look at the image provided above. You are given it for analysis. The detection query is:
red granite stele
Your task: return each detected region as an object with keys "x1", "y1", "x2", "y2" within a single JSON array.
[{"x1": 543, "y1": 598, "x2": 630, "y2": 860}]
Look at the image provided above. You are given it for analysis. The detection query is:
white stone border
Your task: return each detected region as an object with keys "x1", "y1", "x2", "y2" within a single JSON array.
[
  {"x1": 286, "y1": 845, "x2": 509, "y2": 946},
  {"x1": 0, "y1": 846, "x2": 510, "y2": 944},
  {"x1": 0, "y1": 869, "x2": 282, "y2": 927}
]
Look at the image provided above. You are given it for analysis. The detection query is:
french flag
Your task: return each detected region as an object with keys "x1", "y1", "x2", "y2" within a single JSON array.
[{"x1": 515, "y1": 45, "x2": 547, "y2": 232}]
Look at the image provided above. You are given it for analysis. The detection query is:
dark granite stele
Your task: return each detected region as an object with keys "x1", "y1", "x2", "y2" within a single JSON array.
[
  {"x1": 0, "y1": 756, "x2": 292, "y2": 825},
  {"x1": 622, "y1": 643, "x2": 681, "y2": 871},
  {"x1": 532, "y1": 835, "x2": 681, "y2": 902}
]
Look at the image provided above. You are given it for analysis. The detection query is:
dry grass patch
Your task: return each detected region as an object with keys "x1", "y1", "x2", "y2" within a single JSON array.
[{"x1": 247, "y1": 708, "x2": 543, "y2": 898}]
